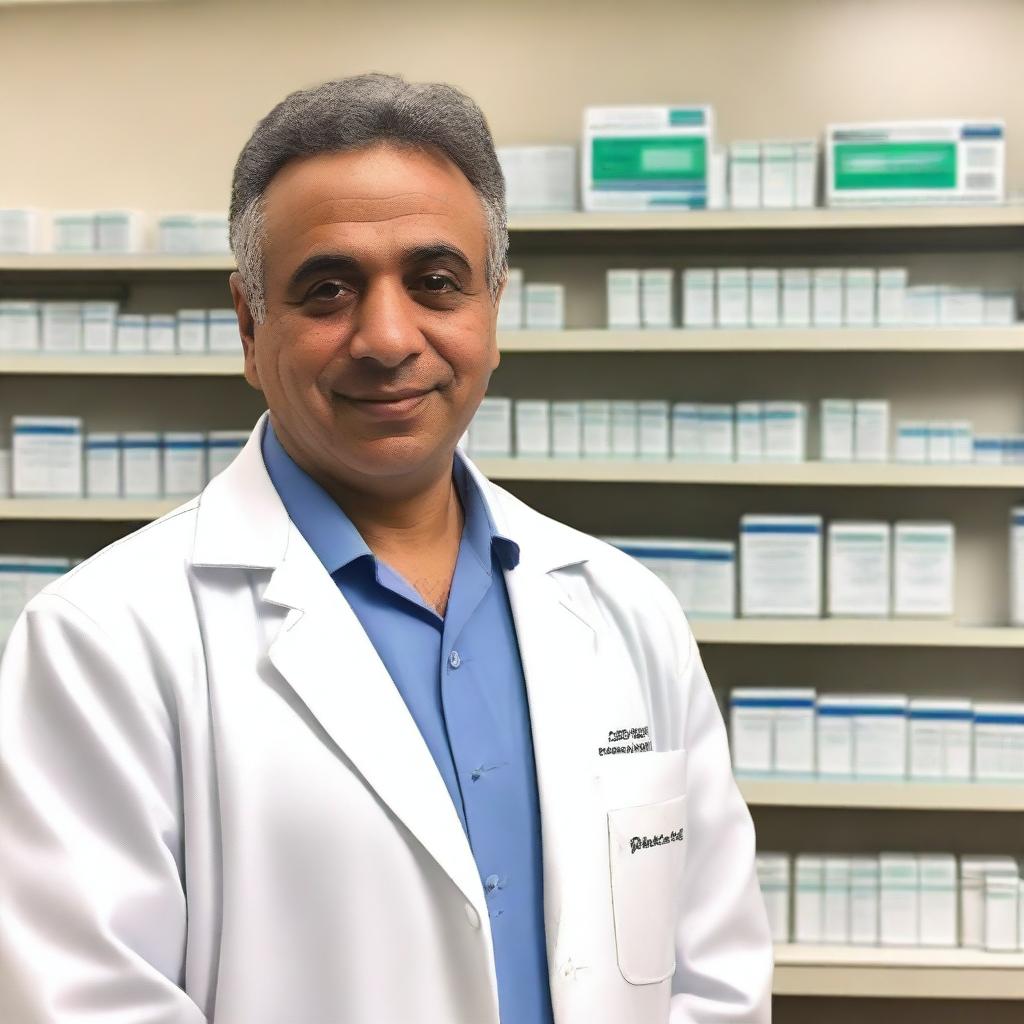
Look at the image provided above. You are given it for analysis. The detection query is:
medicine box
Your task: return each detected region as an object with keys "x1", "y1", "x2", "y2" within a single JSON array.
[
  {"x1": 638, "y1": 401, "x2": 670, "y2": 459},
  {"x1": 207, "y1": 309, "x2": 240, "y2": 353},
  {"x1": 0, "y1": 208, "x2": 40, "y2": 253},
  {"x1": 583, "y1": 106, "x2": 714, "y2": 212},
  {"x1": 749, "y1": 269, "x2": 780, "y2": 328},
  {"x1": 756, "y1": 854, "x2": 791, "y2": 943},
  {"x1": 177, "y1": 309, "x2": 209, "y2": 353},
  {"x1": 470, "y1": 398, "x2": 512, "y2": 457},
  {"x1": 1011, "y1": 506, "x2": 1024, "y2": 626},
  {"x1": 525, "y1": 284, "x2": 565, "y2": 330},
  {"x1": 827, "y1": 521, "x2": 891, "y2": 617},
  {"x1": 582, "y1": 400, "x2": 612, "y2": 458},
  {"x1": 640, "y1": 269, "x2": 673, "y2": 328},
  {"x1": 671, "y1": 403, "x2": 701, "y2": 461},
  {"x1": 551, "y1": 401, "x2": 582, "y2": 458},
  {"x1": 729, "y1": 142, "x2": 762, "y2": 210},
  {"x1": 877, "y1": 268, "x2": 908, "y2": 326},
  {"x1": 854, "y1": 400, "x2": 889, "y2": 462},
  {"x1": 736, "y1": 402, "x2": 763, "y2": 462},
  {"x1": 794, "y1": 855, "x2": 824, "y2": 943},
  {"x1": 821, "y1": 399, "x2": 855, "y2": 462},
  {"x1": 146, "y1": 314, "x2": 176, "y2": 354},
  {"x1": 849, "y1": 857, "x2": 880, "y2": 945},
  {"x1": 41, "y1": 302, "x2": 82, "y2": 353},
  {"x1": 896, "y1": 421, "x2": 928, "y2": 463},
  {"x1": 207, "y1": 431, "x2": 249, "y2": 481},
  {"x1": 514, "y1": 400, "x2": 551, "y2": 458},
  {"x1": 682, "y1": 269, "x2": 715, "y2": 328},
  {"x1": 716, "y1": 269, "x2": 749, "y2": 327},
  {"x1": 498, "y1": 268, "x2": 524, "y2": 330},
  {"x1": 53, "y1": 211, "x2": 96, "y2": 252},
  {"x1": 816, "y1": 696, "x2": 856, "y2": 777},
  {"x1": 13, "y1": 416, "x2": 83, "y2": 497},
  {"x1": 909, "y1": 698, "x2": 973, "y2": 781},
  {"x1": 761, "y1": 143, "x2": 795, "y2": 209},
  {"x1": 812, "y1": 269, "x2": 843, "y2": 327},
  {"x1": 918, "y1": 854, "x2": 958, "y2": 948},
  {"x1": 116, "y1": 314, "x2": 147, "y2": 354},
  {"x1": 894, "y1": 521, "x2": 955, "y2": 617},
  {"x1": 826, "y1": 120, "x2": 1006, "y2": 207},
  {"x1": 730, "y1": 687, "x2": 815, "y2": 776},
  {"x1": 85, "y1": 432, "x2": 121, "y2": 498},
  {"x1": 823, "y1": 857, "x2": 851, "y2": 944},
  {"x1": 843, "y1": 269, "x2": 876, "y2": 326},
  {"x1": 0, "y1": 301, "x2": 40, "y2": 351},
  {"x1": 95, "y1": 210, "x2": 144, "y2": 253},
  {"x1": 163, "y1": 432, "x2": 206, "y2": 498},
  {"x1": 879, "y1": 853, "x2": 919, "y2": 946},
  {"x1": 973, "y1": 703, "x2": 1024, "y2": 782},
  {"x1": 698, "y1": 404, "x2": 734, "y2": 462},
  {"x1": 121, "y1": 432, "x2": 162, "y2": 497},
  {"x1": 610, "y1": 401, "x2": 638, "y2": 458},
  {"x1": 497, "y1": 145, "x2": 577, "y2": 212},
  {"x1": 782, "y1": 269, "x2": 812, "y2": 327},
  {"x1": 82, "y1": 302, "x2": 118, "y2": 353},
  {"x1": 740, "y1": 514, "x2": 822, "y2": 618},
  {"x1": 762, "y1": 402, "x2": 806, "y2": 462},
  {"x1": 852, "y1": 695, "x2": 908, "y2": 779},
  {"x1": 607, "y1": 269, "x2": 641, "y2": 329}
]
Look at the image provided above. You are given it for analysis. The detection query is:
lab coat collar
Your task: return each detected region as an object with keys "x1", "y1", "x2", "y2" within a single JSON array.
[{"x1": 193, "y1": 412, "x2": 593, "y2": 580}]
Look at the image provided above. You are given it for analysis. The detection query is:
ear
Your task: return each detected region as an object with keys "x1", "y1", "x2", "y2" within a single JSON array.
[
  {"x1": 489, "y1": 274, "x2": 506, "y2": 372},
  {"x1": 230, "y1": 272, "x2": 261, "y2": 392}
]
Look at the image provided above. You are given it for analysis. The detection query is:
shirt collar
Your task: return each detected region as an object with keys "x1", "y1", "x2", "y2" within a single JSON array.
[{"x1": 261, "y1": 420, "x2": 519, "y2": 577}]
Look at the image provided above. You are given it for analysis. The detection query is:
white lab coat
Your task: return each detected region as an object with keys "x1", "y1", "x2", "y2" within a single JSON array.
[{"x1": 0, "y1": 413, "x2": 772, "y2": 1024}]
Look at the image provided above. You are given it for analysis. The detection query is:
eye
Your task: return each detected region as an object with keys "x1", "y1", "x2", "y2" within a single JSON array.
[
  {"x1": 306, "y1": 280, "x2": 350, "y2": 302},
  {"x1": 419, "y1": 273, "x2": 459, "y2": 293}
]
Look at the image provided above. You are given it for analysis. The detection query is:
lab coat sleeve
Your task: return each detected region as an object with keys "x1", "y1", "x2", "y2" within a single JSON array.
[
  {"x1": 670, "y1": 629, "x2": 773, "y2": 1023},
  {"x1": 0, "y1": 592, "x2": 208, "y2": 1023}
]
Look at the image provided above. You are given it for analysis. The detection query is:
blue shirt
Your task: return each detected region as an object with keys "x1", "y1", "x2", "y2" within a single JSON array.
[{"x1": 261, "y1": 422, "x2": 554, "y2": 1024}]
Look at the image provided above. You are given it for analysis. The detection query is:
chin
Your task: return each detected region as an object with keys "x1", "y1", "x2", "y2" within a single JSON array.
[{"x1": 336, "y1": 434, "x2": 453, "y2": 480}]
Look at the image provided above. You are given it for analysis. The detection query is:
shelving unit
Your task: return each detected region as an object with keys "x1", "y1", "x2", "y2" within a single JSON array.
[
  {"x1": 4, "y1": 204, "x2": 1023, "y2": 1018},
  {"x1": 475, "y1": 458, "x2": 1024, "y2": 488},
  {"x1": 772, "y1": 945, "x2": 1024, "y2": 999},
  {"x1": 739, "y1": 779, "x2": 1024, "y2": 812},
  {"x1": 691, "y1": 619, "x2": 1024, "y2": 647}
]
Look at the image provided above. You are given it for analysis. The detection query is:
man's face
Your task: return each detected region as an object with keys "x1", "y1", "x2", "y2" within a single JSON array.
[{"x1": 231, "y1": 144, "x2": 501, "y2": 493}]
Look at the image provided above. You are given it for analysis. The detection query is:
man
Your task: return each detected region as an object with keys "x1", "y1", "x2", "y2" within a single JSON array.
[{"x1": 0, "y1": 74, "x2": 771, "y2": 1023}]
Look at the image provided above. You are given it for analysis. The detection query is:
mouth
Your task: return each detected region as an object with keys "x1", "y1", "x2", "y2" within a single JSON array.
[{"x1": 337, "y1": 389, "x2": 434, "y2": 419}]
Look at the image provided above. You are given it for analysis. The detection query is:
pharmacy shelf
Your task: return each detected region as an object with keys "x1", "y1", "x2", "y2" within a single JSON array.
[
  {"x1": 507, "y1": 206, "x2": 1024, "y2": 233},
  {"x1": 3, "y1": 208, "x2": 1024, "y2": 275},
  {"x1": 0, "y1": 330, "x2": 1021, "y2": 375},
  {"x1": 0, "y1": 354, "x2": 243, "y2": 376},
  {"x1": 739, "y1": 779, "x2": 1024, "y2": 812},
  {"x1": 475, "y1": 458, "x2": 1024, "y2": 488},
  {"x1": 0, "y1": 499, "x2": 176, "y2": 521},
  {"x1": 772, "y1": 944, "x2": 1024, "y2": 999},
  {"x1": 0, "y1": 253, "x2": 234, "y2": 272},
  {"x1": 498, "y1": 327, "x2": 1024, "y2": 353},
  {"x1": 691, "y1": 619, "x2": 1024, "y2": 648}
]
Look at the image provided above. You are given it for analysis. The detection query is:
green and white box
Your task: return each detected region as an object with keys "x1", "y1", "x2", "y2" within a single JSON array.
[
  {"x1": 583, "y1": 106, "x2": 714, "y2": 211},
  {"x1": 826, "y1": 120, "x2": 1005, "y2": 207}
]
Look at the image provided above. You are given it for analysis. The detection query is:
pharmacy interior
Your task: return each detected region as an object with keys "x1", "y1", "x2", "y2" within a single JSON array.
[{"x1": 2, "y1": 0, "x2": 1024, "y2": 1020}]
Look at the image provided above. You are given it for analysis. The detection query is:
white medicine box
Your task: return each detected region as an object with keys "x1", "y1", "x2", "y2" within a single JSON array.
[
  {"x1": 740, "y1": 514, "x2": 822, "y2": 618},
  {"x1": 827, "y1": 521, "x2": 891, "y2": 617},
  {"x1": 13, "y1": 416, "x2": 83, "y2": 497},
  {"x1": 894, "y1": 521, "x2": 955, "y2": 618}
]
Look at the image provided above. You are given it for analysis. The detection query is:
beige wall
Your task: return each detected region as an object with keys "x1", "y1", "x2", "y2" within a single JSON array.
[{"x1": 1, "y1": 0, "x2": 1023, "y2": 209}]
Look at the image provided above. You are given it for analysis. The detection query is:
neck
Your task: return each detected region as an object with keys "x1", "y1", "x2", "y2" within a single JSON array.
[{"x1": 271, "y1": 418, "x2": 464, "y2": 563}]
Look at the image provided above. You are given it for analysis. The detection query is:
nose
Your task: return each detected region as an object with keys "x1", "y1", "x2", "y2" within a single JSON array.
[{"x1": 348, "y1": 277, "x2": 426, "y2": 369}]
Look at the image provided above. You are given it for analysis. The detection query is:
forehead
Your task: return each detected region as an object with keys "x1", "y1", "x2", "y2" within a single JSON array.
[{"x1": 260, "y1": 144, "x2": 487, "y2": 269}]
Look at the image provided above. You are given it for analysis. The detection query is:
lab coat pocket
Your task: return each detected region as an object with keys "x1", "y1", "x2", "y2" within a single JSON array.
[{"x1": 607, "y1": 792, "x2": 687, "y2": 986}]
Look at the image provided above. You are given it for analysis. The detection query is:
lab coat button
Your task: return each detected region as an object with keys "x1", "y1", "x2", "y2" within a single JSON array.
[
  {"x1": 464, "y1": 903, "x2": 481, "y2": 929},
  {"x1": 448, "y1": 650, "x2": 462, "y2": 670}
]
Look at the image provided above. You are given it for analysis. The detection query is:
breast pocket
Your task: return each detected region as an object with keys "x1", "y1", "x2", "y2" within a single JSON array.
[{"x1": 600, "y1": 749, "x2": 687, "y2": 986}]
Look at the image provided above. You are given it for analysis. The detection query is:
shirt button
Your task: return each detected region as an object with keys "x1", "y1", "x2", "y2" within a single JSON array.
[
  {"x1": 465, "y1": 903, "x2": 481, "y2": 929},
  {"x1": 448, "y1": 650, "x2": 462, "y2": 670},
  {"x1": 484, "y1": 873, "x2": 501, "y2": 894}
]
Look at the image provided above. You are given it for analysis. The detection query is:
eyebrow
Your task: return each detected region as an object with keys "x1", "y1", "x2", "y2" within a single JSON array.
[{"x1": 287, "y1": 242, "x2": 475, "y2": 290}]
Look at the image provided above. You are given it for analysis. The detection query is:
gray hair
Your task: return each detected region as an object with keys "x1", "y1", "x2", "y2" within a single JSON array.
[{"x1": 229, "y1": 73, "x2": 508, "y2": 323}]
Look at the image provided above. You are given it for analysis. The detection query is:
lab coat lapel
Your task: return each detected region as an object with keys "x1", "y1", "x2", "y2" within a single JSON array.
[
  {"x1": 502, "y1": 553, "x2": 599, "y2": 976},
  {"x1": 261, "y1": 532, "x2": 490, "y2": 930}
]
